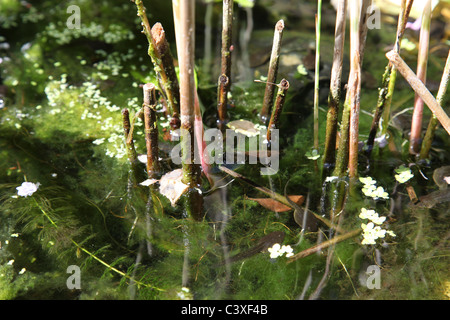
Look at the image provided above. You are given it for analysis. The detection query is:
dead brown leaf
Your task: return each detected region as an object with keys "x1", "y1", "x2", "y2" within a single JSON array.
[{"x1": 247, "y1": 195, "x2": 304, "y2": 212}]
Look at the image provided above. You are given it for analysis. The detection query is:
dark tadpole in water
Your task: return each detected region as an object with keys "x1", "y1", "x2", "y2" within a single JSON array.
[{"x1": 219, "y1": 231, "x2": 285, "y2": 266}]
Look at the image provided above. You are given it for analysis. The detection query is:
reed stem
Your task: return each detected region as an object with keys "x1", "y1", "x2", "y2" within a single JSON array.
[
  {"x1": 366, "y1": 0, "x2": 412, "y2": 157},
  {"x1": 313, "y1": 0, "x2": 322, "y2": 152},
  {"x1": 266, "y1": 79, "x2": 289, "y2": 143},
  {"x1": 386, "y1": 50, "x2": 450, "y2": 135},
  {"x1": 348, "y1": 0, "x2": 363, "y2": 182},
  {"x1": 173, "y1": 0, "x2": 203, "y2": 220},
  {"x1": 260, "y1": 20, "x2": 284, "y2": 123},
  {"x1": 409, "y1": 0, "x2": 431, "y2": 154},
  {"x1": 122, "y1": 108, "x2": 146, "y2": 185},
  {"x1": 134, "y1": 1, "x2": 180, "y2": 119},
  {"x1": 420, "y1": 49, "x2": 450, "y2": 159},
  {"x1": 217, "y1": 0, "x2": 234, "y2": 128},
  {"x1": 143, "y1": 83, "x2": 159, "y2": 178},
  {"x1": 323, "y1": 0, "x2": 347, "y2": 175},
  {"x1": 151, "y1": 23, "x2": 181, "y2": 117}
]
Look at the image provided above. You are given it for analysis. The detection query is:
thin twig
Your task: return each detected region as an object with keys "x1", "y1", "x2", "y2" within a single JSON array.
[{"x1": 287, "y1": 228, "x2": 361, "y2": 263}]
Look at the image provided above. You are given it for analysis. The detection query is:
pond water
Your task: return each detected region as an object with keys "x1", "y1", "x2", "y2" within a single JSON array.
[{"x1": 0, "y1": 0, "x2": 449, "y2": 300}]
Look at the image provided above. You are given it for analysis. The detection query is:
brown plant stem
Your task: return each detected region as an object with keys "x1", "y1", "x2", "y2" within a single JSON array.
[
  {"x1": 122, "y1": 108, "x2": 146, "y2": 184},
  {"x1": 173, "y1": 0, "x2": 203, "y2": 220},
  {"x1": 313, "y1": 0, "x2": 322, "y2": 153},
  {"x1": 266, "y1": 79, "x2": 289, "y2": 143},
  {"x1": 122, "y1": 108, "x2": 138, "y2": 164},
  {"x1": 366, "y1": 0, "x2": 412, "y2": 157},
  {"x1": 420, "y1": 49, "x2": 450, "y2": 159},
  {"x1": 348, "y1": 0, "x2": 364, "y2": 183},
  {"x1": 409, "y1": 0, "x2": 432, "y2": 154},
  {"x1": 217, "y1": 0, "x2": 234, "y2": 128},
  {"x1": 143, "y1": 83, "x2": 159, "y2": 178},
  {"x1": 260, "y1": 20, "x2": 284, "y2": 123},
  {"x1": 217, "y1": 74, "x2": 230, "y2": 130},
  {"x1": 322, "y1": 0, "x2": 347, "y2": 175},
  {"x1": 151, "y1": 23, "x2": 181, "y2": 117},
  {"x1": 134, "y1": 1, "x2": 180, "y2": 120},
  {"x1": 386, "y1": 50, "x2": 450, "y2": 135},
  {"x1": 287, "y1": 228, "x2": 361, "y2": 263}
]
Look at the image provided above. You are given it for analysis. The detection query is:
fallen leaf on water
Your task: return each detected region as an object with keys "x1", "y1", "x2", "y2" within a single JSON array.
[
  {"x1": 247, "y1": 195, "x2": 304, "y2": 212},
  {"x1": 227, "y1": 119, "x2": 263, "y2": 137},
  {"x1": 159, "y1": 169, "x2": 189, "y2": 207},
  {"x1": 140, "y1": 178, "x2": 158, "y2": 186}
]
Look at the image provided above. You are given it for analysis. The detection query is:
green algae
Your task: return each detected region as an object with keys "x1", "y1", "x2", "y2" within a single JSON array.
[{"x1": 0, "y1": 0, "x2": 448, "y2": 301}]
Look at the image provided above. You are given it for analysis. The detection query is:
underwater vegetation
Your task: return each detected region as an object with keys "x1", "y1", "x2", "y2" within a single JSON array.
[{"x1": 0, "y1": 0, "x2": 449, "y2": 300}]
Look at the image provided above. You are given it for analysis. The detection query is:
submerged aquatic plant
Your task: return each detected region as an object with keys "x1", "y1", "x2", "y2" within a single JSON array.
[{"x1": 1, "y1": 0, "x2": 449, "y2": 301}]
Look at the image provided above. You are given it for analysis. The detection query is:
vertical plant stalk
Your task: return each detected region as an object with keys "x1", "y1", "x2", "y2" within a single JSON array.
[
  {"x1": 348, "y1": 0, "x2": 364, "y2": 182},
  {"x1": 322, "y1": 0, "x2": 347, "y2": 174},
  {"x1": 143, "y1": 83, "x2": 159, "y2": 178},
  {"x1": 173, "y1": 0, "x2": 203, "y2": 220},
  {"x1": 334, "y1": 0, "x2": 369, "y2": 180},
  {"x1": 134, "y1": 0, "x2": 180, "y2": 119},
  {"x1": 266, "y1": 79, "x2": 289, "y2": 143},
  {"x1": 260, "y1": 20, "x2": 284, "y2": 123},
  {"x1": 420, "y1": 49, "x2": 450, "y2": 159},
  {"x1": 122, "y1": 108, "x2": 147, "y2": 186},
  {"x1": 380, "y1": 0, "x2": 414, "y2": 138},
  {"x1": 203, "y1": 0, "x2": 214, "y2": 80},
  {"x1": 313, "y1": 0, "x2": 323, "y2": 153},
  {"x1": 151, "y1": 23, "x2": 181, "y2": 118},
  {"x1": 122, "y1": 108, "x2": 138, "y2": 165},
  {"x1": 366, "y1": 0, "x2": 412, "y2": 157},
  {"x1": 217, "y1": 0, "x2": 234, "y2": 128},
  {"x1": 217, "y1": 74, "x2": 230, "y2": 130},
  {"x1": 386, "y1": 51, "x2": 450, "y2": 135},
  {"x1": 409, "y1": 0, "x2": 432, "y2": 155}
]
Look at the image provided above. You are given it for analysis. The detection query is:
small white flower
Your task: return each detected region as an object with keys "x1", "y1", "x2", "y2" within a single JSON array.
[
  {"x1": 92, "y1": 138, "x2": 105, "y2": 145},
  {"x1": 16, "y1": 182, "x2": 40, "y2": 197},
  {"x1": 268, "y1": 243, "x2": 282, "y2": 259},
  {"x1": 7, "y1": 260, "x2": 14, "y2": 266},
  {"x1": 268, "y1": 243, "x2": 294, "y2": 259},
  {"x1": 325, "y1": 176, "x2": 338, "y2": 183},
  {"x1": 394, "y1": 165, "x2": 414, "y2": 184},
  {"x1": 373, "y1": 186, "x2": 389, "y2": 199},
  {"x1": 359, "y1": 176, "x2": 376, "y2": 186},
  {"x1": 386, "y1": 230, "x2": 396, "y2": 237},
  {"x1": 359, "y1": 208, "x2": 386, "y2": 225},
  {"x1": 19, "y1": 268, "x2": 26, "y2": 274}
]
